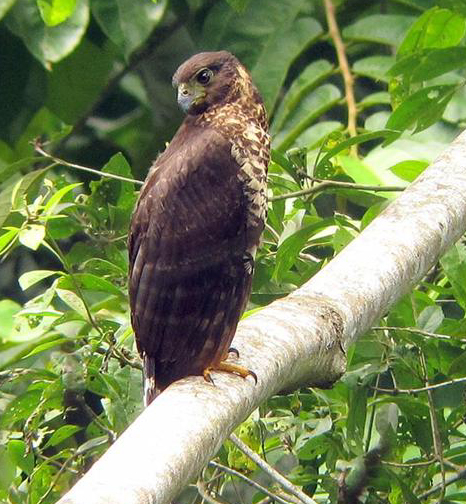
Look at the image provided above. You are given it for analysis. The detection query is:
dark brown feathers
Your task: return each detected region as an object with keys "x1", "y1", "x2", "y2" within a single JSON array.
[{"x1": 128, "y1": 51, "x2": 270, "y2": 405}]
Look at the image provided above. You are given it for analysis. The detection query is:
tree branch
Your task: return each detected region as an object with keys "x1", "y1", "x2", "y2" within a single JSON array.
[
  {"x1": 57, "y1": 131, "x2": 466, "y2": 504},
  {"x1": 209, "y1": 462, "x2": 291, "y2": 504},
  {"x1": 372, "y1": 325, "x2": 466, "y2": 343},
  {"x1": 35, "y1": 142, "x2": 144, "y2": 186},
  {"x1": 324, "y1": 0, "x2": 358, "y2": 154},
  {"x1": 269, "y1": 180, "x2": 405, "y2": 202},
  {"x1": 229, "y1": 434, "x2": 317, "y2": 504},
  {"x1": 371, "y1": 375, "x2": 466, "y2": 395}
]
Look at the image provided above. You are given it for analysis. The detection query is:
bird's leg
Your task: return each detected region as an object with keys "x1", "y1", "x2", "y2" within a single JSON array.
[{"x1": 203, "y1": 360, "x2": 257, "y2": 384}]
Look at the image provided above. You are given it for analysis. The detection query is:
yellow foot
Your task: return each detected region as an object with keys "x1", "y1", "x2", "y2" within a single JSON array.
[{"x1": 203, "y1": 361, "x2": 257, "y2": 385}]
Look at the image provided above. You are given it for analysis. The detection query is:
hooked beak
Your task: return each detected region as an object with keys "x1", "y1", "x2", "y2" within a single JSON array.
[{"x1": 177, "y1": 83, "x2": 205, "y2": 114}]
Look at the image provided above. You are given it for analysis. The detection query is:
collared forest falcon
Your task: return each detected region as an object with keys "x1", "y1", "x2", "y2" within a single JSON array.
[{"x1": 128, "y1": 51, "x2": 270, "y2": 406}]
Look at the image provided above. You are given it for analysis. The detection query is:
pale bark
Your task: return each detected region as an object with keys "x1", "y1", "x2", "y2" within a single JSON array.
[{"x1": 58, "y1": 131, "x2": 466, "y2": 504}]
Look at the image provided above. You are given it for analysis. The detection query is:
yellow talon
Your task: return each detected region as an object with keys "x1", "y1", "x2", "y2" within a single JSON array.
[{"x1": 203, "y1": 361, "x2": 257, "y2": 384}]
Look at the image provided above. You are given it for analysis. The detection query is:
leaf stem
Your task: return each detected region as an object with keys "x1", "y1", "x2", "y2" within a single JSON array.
[
  {"x1": 269, "y1": 180, "x2": 405, "y2": 201},
  {"x1": 371, "y1": 375, "x2": 466, "y2": 394},
  {"x1": 229, "y1": 433, "x2": 318, "y2": 504},
  {"x1": 324, "y1": 0, "x2": 358, "y2": 154},
  {"x1": 372, "y1": 325, "x2": 466, "y2": 343},
  {"x1": 419, "y1": 351, "x2": 446, "y2": 501},
  {"x1": 209, "y1": 461, "x2": 291, "y2": 504},
  {"x1": 35, "y1": 141, "x2": 144, "y2": 186},
  {"x1": 46, "y1": 233, "x2": 104, "y2": 336}
]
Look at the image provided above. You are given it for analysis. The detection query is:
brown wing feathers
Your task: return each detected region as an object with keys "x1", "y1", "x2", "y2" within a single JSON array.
[{"x1": 128, "y1": 51, "x2": 269, "y2": 404}]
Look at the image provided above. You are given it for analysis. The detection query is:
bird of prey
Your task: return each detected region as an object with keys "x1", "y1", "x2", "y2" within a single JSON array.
[{"x1": 128, "y1": 51, "x2": 270, "y2": 406}]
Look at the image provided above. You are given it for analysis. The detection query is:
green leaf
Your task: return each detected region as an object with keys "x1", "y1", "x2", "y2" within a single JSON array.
[
  {"x1": 440, "y1": 244, "x2": 466, "y2": 310},
  {"x1": 0, "y1": 0, "x2": 16, "y2": 20},
  {"x1": 43, "y1": 424, "x2": 82, "y2": 449},
  {"x1": 0, "y1": 299, "x2": 21, "y2": 340},
  {"x1": 271, "y1": 60, "x2": 334, "y2": 134},
  {"x1": 202, "y1": 0, "x2": 323, "y2": 112},
  {"x1": 375, "y1": 403, "x2": 399, "y2": 437},
  {"x1": 7, "y1": 440, "x2": 34, "y2": 476},
  {"x1": 274, "y1": 84, "x2": 342, "y2": 151},
  {"x1": 438, "y1": 0, "x2": 466, "y2": 16},
  {"x1": 338, "y1": 155, "x2": 401, "y2": 190},
  {"x1": 398, "y1": 7, "x2": 466, "y2": 57},
  {"x1": 389, "y1": 160, "x2": 428, "y2": 182},
  {"x1": 43, "y1": 182, "x2": 81, "y2": 215},
  {"x1": 58, "y1": 273, "x2": 123, "y2": 297},
  {"x1": 14, "y1": 107, "x2": 71, "y2": 157},
  {"x1": 353, "y1": 55, "x2": 394, "y2": 82},
  {"x1": 332, "y1": 227, "x2": 354, "y2": 254},
  {"x1": 46, "y1": 39, "x2": 114, "y2": 123},
  {"x1": 361, "y1": 201, "x2": 390, "y2": 230},
  {"x1": 386, "y1": 469, "x2": 422, "y2": 504},
  {"x1": 91, "y1": 0, "x2": 166, "y2": 59},
  {"x1": 359, "y1": 92, "x2": 391, "y2": 110},
  {"x1": 343, "y1": 15, "x2": 416, "y2": 47},
  {"x1": 346, "y1": 386, "x2": 367, "y2": 444},
  {"x1": 5, "y1": 167, "x2": 49, "y2": 222},
  {"x1": 294, "y1": 123, "x2": 343, "y2": 151},
  {"x1": 274, "y1": 218, "x2": 333, "y2": 282},
  {"x1": 225, "y1": 0, "x2": 251, "y2": 11},
  {"x1": 251, "y1": 17, "x2": 323, "y2": 112},
  {"x1": 29, "y1": 463, "x2": 55, "y2": 504},
  {"x1": 386, "y1": 84, "x2": 457, "y2": 134},
  {"x1": 18, "y1": 224, "x2": 46, "y2": 250},
  {"x1": 18, "y1": 269, "x2": 60, "y2": 290},
  {"x1": 82, "y1": 258, "x2": 126, "y2": 277},
  {"x1": 37, "y1": 0, "x2": 77, "y2": 26},
  {"x1": 1, "y1": 390, "x2": 43, "y2": 427},
  {"x1": 316, "y1": 130, "x2": 399, "y2": 174},
  {"x1": 0, "y1": 445, "x2": 16, "y2": 500},
  {"x1": 5, "y1": 0, "x2": 89, "y2": 67},
  {"x1": 76, "y1": 435, "x2": 108, "y2": 454},
  {"x1": 55, "y1": 287, "x2": 88, "y2": 319},
  {"x1": 0, "y1": 156, "x2": 43, "y2": 185},
  {"x1": 392, "y1": 47, "x2": 466, "y2": 83},
  {"x1": 417, "y1": 306, "x2": 444, "y2": 332},
  {"x1": 0, "y1": 228, "x2": 19, "y2": 254}
]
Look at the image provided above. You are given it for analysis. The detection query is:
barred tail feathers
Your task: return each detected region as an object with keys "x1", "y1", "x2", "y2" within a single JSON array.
[{"x1": 143, "y1": 354, "x2": 158, "y2": 407}]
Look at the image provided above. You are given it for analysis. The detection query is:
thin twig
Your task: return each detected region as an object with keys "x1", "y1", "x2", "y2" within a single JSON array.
[
  {"x1": 383, "y1": 459, "x2": 436, "y2": 468},
  {"x1": 372, "y1": 325, "x2": 466, "y2": 343},
  {"x1": 371, "y1": 375, "x2": 466, "y2": 395},
  {"x1": 419, "y1": 351, "x2": 446, "y2": 501},
  {"x1": 229, "y1": 434, "x2": 318, "y2": 504},
  {"x1": 46, "y1": 234, "x2": 104, "y2": 336},
  {"x1": 35, "y1": 141, "x2": 144, "y2": 186},
  {"x1": 197, "y1": 480, "x2": 227, "y2": 504},
  {"x1": 418, "y1": 468, "x2": 466, "y2": 500},
  {"x1": 364, "y1": 369, "x2": 381, "y2": 453},
  {"x1": 37, "y1": 454, "x2": 76, "y2": 504},
  {"x1": 209, "y1": 461, "x2": 291, "y2": 504},
  {"x1": 269, "y1": 180, "x2": 404, "y2": 202},
  {"x1": 80, "y1": 399, "x2": 117, "y2": 443},
  {"x1": 324, "y1": 0, "x2": 358, "y2": 154}
]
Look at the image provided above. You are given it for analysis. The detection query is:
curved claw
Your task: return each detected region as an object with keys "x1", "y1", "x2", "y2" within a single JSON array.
[
  {"x1": 203, "y1": 368, "x2": 216, "y2": 385},
  {"x1": 228, "y1": 347, "x2": 240, "y2": 358}
]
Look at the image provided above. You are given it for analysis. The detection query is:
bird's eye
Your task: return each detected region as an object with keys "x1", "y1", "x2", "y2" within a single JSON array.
[{"x1": 196, "y1": 68, "x2": 212, "y2": 85}]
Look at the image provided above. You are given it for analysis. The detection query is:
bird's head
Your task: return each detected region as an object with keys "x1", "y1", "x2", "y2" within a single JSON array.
[{"x1": 172, "y1": 51, "x2": 246, "y2": 115}]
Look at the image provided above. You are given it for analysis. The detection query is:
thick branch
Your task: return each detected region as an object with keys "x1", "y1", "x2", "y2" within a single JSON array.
[{"x1": 58, "y1": 131, "x2": 466, "y2": 504}]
